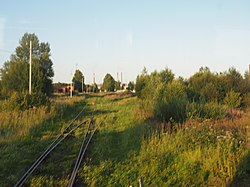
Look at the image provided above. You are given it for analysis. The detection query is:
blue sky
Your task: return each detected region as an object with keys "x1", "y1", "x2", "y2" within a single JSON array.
[{"x1": 0, "y1": 0, "x2": 250, "y2": 84}]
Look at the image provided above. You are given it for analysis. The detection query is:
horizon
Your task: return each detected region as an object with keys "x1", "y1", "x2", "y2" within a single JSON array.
[{"x1": 1, "y1": 1, "x2": 250, "y2": 84}]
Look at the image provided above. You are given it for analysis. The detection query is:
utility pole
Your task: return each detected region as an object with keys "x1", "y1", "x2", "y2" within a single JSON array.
[
  {"x1": 121, "y1": 72, "x2": 123, "y2": 85},
  {"x1": 29, "y1": 41, "x2": 32, "y2": 94},
  {"x1": 139, "y1": 176, "x2": 143, "y2": 187},
  {"x1": 121, "y1": 72, "x2": 123, "y2": 90}
]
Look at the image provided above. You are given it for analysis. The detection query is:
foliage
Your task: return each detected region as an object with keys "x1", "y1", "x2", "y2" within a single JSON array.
[
  {"x1": 135, "y1": 66, "x2": 249, "y2": 121},
  {"x1": 188, "y1": 67, "x2": 223, "y2": 102},
  {"x1": 224, "y1": 90, "x2": 242, "y2": 109},
  {"x1": 127, "y1": 81, "x2": 135, "y2": 91},
  {"x1": 115, "y1": 81, "x2": 121, "y2": 91},
  {"x1": 187, "y1": 101, "x2": 226, "y2": 120},
  {"x1": 0, "y1": 95, "x2": 86, "y2": 186},
  {"x1": 135, "y1": 67, "x2": 149, "y2": 97},
  {"x1": 244, "y1": 70, "x2": 250, "y2": 93},
  {"x1": 224, "y1": 67, "x2": 246, "y2": 94},
  {"x1": 72, "y1": 69, "x2": 85, "y2": 92},
  {"x1": 137, "y1": 122, "x2": 248, "y2": 186},
  {"x1": 242, "y1": 92, "x2": 250, "y2": 107},
  {"x1": 0, "y1": 33, "x2": 54, "y2": 96},
  {"x1": 102, "y1": 73, "x2": 115, "y2": 92},
  {"x1": 155, "y1": 80, "x2": 188, "y2": 123},
  {"x1": 0, "y1": 92, "x2": 50, "y2": 111},
  {"x1": 158, "y1": 67, "x2": 174, "y2": 84},
  {"x1": 136, "y1": 67, "x2": 187, "y2": 122},
  {"x1": 0, "y1": 94, "x2": 250, "y2": 186}
]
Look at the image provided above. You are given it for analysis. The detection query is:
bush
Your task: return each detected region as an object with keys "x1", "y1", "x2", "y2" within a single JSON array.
[
  {"x1": 242, "y1": 92, "x2": 250, "y2": 107},
  {"x1": 203, "y1": 101, "x2": 226, "y2": 119},
  {"x1": 224, "y1": 90, "x2": 242, "y2": 109},
  {"x1": 187, "y1": 101, "x2": 226, "y2": 120},
  {"x1": 0, "y1": 92, "x2": 50, "y2": 111},
  {"x1": 155, "y1": 80, "x2": 188, "y2": 123}
]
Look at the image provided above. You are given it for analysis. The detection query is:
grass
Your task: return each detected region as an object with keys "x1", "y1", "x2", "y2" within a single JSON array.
[{"x1": 0, "y1": 93, "x2": 250, "y2": 186}]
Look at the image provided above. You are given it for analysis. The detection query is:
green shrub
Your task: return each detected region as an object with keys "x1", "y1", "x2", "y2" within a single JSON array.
[
  {"x1": 155, "y1": 80, "x2": 188, "y2": 123},
  {"x1": 224, "y1": 90, "x2": 242, "y2": 109},
  {"x1": 187, "y1": 101, "x2": 225, "y2": 120},
  {"x1": 203, "y1": 101, "x2": 226, "y2": 119},
  {"x1": 242, "y1": 92, "x2": 250, "y2": 108},
  {"x1": 0, "y1": 92, "x2": 50, "y2": 111}
]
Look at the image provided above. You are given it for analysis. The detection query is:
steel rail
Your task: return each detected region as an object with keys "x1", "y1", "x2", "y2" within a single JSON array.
[
  {"x1": 67, "y1": 116, "x2": 107, "y2": 187},
  {"x1": 67, "y1": 118, "x2": 93, "y2": 187},
  {"x1": 14, "y1": 120, "x2": 87, "y2": 187},
  {"x1": 15, "y1": 106, "x2": 86, "y2": 187}
]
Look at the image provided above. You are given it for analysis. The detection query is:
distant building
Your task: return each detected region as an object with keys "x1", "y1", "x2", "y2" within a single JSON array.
[
  {"x1": 62, "y1": 85, "x2": 74, "y2": 93},
  {"x1": 53, "y1": 83, "x2": 74, "y2": 93}
]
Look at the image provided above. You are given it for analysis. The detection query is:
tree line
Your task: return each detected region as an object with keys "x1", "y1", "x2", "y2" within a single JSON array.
[
  {"x1": 71, "y1": 71, "x2": 135, "y2": 93},
  {"x1": 135, "y1": 66, "x2": 250, "y2": 123}
]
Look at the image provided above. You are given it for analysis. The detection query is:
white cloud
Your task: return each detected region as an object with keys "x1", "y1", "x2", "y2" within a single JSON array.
[{"x1": 0, "y1": 17, "x2": 6, "y2": 49}]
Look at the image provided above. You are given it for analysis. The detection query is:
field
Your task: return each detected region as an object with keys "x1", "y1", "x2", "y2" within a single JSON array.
[{"x1": 0, "y1": 93, "x2": 250, "y2": 186}]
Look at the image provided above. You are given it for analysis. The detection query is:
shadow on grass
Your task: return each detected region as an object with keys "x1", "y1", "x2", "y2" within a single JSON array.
[
  {"x1": 0, "y1": 99, "x2": 91, "y2": 186},
  {"x1": 229, "y1": 150, "x2": 250, "y2": 187},
  {"x1": 0, "y1": 96, "x2": 123, "y2": 186},
  {"x1": 89, "y1": 122, "x2": 144, "y2": 164},
  {"x1": 83, "y1": 108, "x2": 118, "y2": 117},
  {"x1": 28, "y1": 99, "x2": 88, "y2": 137}
]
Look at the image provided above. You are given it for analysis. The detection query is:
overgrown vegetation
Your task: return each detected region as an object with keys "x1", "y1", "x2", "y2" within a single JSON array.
[
  {"x1": 136, "y1": 66, "x2": 250, "y2": 122},
  {"x1": 0, "y1": 93, "x2": 250, "y2": 186},
  {"x1": 0, "y1": 92, "x2": 50, "y2": 111},
  {"x1": 1, "y1": 64, "x2": 250, "y2": 186}
]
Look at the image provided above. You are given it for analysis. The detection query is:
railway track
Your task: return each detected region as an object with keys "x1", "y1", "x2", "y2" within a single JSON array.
[
  {"x1": 67, "y1": 116, "x2": 106, "y2": 187},
  {"x1": 14, "y1": 107, "x2": 104, "y2": 187}
]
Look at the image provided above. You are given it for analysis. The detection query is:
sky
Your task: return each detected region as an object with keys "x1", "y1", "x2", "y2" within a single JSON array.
[{"x1": 0, "y1": 0, "x2": 250, "y2": 84}]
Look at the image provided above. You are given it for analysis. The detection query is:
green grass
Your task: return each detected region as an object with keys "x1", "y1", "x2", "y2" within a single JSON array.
[{"x1": 0, "y1": 93, "x2": 250, "y2": 186}]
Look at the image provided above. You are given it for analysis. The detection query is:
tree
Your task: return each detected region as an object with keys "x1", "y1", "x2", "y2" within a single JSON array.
[
  {"x1": 224, "y1": 67, "x2": 245, "y2": 93},
  {"x1": 128, "y1": 81, "x2": 135, "y2": 91},
  {"x1": 155, "y1": 80, "x2": 188, "y2": 123},
  {"x1": 135, "y1": 67, "x2": 149, "y2": 97},
  {"x1": 72, "y1": 69, "x2": 85, "y2": 92},
  {"x1": 188, "y1": 67, "x2": 222, "y2": 102},
  {"x1": 0, "y1": 33, "x2": 54, "y2": 96},
  {"x1": 92, "y1": 83, "x2": 99, "y2": 93},
  {"x1": 244, "y1": 70, "x2": 250, "y2": 93},
  {"x1": 102, "y1": 73, "x2": 115, "y2": 92},
  {"x1": 159, "y1": 67, "x2": 174, "y2": 84},
  {"x1": 115, "y1": 81, "x2": 121, "y2": 91}
]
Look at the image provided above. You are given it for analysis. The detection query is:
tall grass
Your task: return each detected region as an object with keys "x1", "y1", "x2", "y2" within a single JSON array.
[
  {"x1": 0, "y1": 93, "x2": 249, "y2": 186},
  {"x1": 80, "y1": 95, "x2": 250, "y2": 186},
  {"x1": 0, "y1": 95, "x2": 88, "y2": 186},
  {"x1": 0, "y1": 106, "x2": 55, "y2": 140},
  {"x1": 0, "y1": 96, "x2": 85, "y2": 140},
  {"x1": 137, "y1": 121, "x2": 248, "y2": 186}
]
